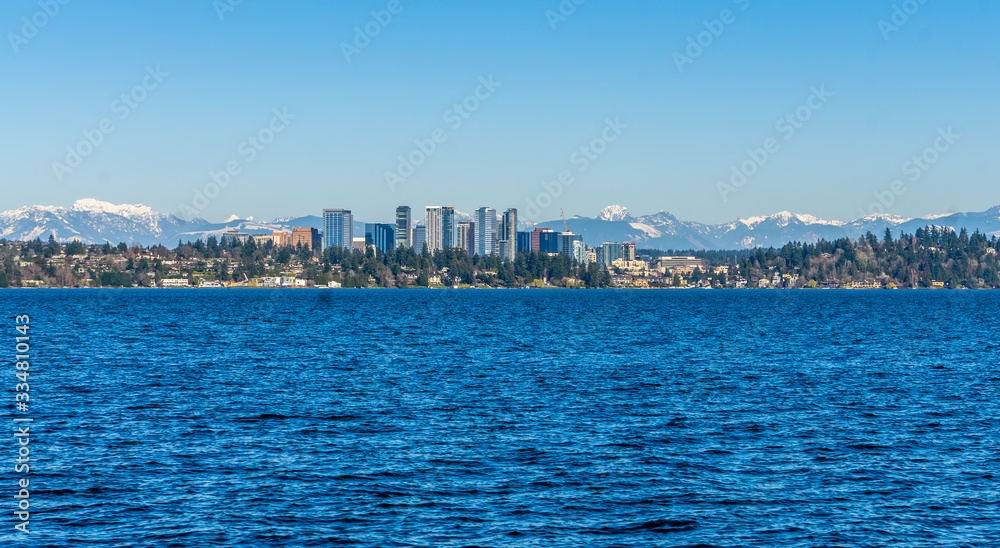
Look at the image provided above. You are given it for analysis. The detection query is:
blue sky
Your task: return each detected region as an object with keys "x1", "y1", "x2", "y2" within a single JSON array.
[{"x1": 1, "y1": 0, "x2": 997, "y2": 224}]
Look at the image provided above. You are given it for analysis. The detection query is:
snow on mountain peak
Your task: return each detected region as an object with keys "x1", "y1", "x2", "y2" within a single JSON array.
[
  {"x1": 71, "y1": 199, "x2": 157, "y2": 220},
  {"x1": 224, "y1": 214, "x2": 242, "y2": 223},
  {"x1": 598, "y1": 205, "x2": 630, "y2": 221}
]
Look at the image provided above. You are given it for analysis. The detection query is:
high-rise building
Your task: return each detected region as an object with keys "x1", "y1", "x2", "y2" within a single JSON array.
[
  {"x1": 516, "y1": 231, "x2": 531, "y2": 254},
  {"x1": 499, "y1": 208, "x2": 517, "y2": 262},
  {"x1": 532, "y1": 227, "x2": 553, "y2": 253},
  {"x1": 412, "y1": 225, "x2": 427, "y2": 253},
  {"x1": 322, "y1": 209, "x2": 353, "y2": 250},
  {"x1": 558, "y1": 232, "x2": 580, "y2": 258},
  {"x1": 290, "y1": 227, "x2": 317, "y2": 250},
  {"x1": 598, "y1": 242, "x2": 621, "y2": 267},
  {"x1": 395, "y1": 206, "x2": 411, "y2": 248},
  {"x1": 573, "y1": 240, "x2": 591, "y2": 265},
  {"x1": 621, "y1": 243, "x2": 636, "y2": 262},
  {"x1": 365, "y1": 223, "x2": 396, "y2": 254},
  {"x1": 442, "y1": 207, "x2": 455, "y2": 249},
  {"x1": 498, "y1": 240, "x2": 511, "y2": 261},
  {"x1": 475, "y1": 207, "x2": 496, "y2": 256},
  {"x1": 539, "y1": 230, "x2": 560, "y2": 254},
  {"x1": 456, "y1": 221, "x2": 475, "y2": 255},
  {"x1": 425, "y1": 206, "x2": 444, "y2": 252}
]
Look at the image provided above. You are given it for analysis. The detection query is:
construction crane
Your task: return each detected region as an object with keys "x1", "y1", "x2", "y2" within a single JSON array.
[{"x1": 561, "y1": 208, "x2": 570, "y2": 232}]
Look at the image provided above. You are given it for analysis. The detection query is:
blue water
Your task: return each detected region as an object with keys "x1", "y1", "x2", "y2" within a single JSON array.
[{"x1": 1, "y1": 289, "x2": 998, "y2": 547}]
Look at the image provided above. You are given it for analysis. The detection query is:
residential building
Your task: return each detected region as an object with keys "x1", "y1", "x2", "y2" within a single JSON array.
[
  {"x1": 622, "y1": 243, "x2": 636, "y2": 262},
  {"x1": 251, "y1": 234, "x2": 272, "y2": 246},
  {"x1": 425, "y1": 206, "x2": 444, "y2": 252},
  {"x1": 598, "y1": 242, "x2": 621, "y2": 268},
  {"x1": 395, "y1": 206, "x2": 411, "y2": 248},
  {"x1": 161, "y1": 278, "x2": 190, "y2": 288},
  {"x1": 322, "y1": 209, "x2": 353, "y2": 250},
  {"x1": 456, "y1": 221, "x2": 475, "y2": 255},
  {"x1": 475, "y1": 207, "x2": 497, "y2": 256},
  {"x1": 442, "y1": 206, "x2": 455, "y2": 249},
  {"x1": 272, "y1": 231, "x2": 291, "y2": 247},
  {"x1": 573, "y1": 240, "x2": 591, "y2": 265},
  {"x1": 365, "y1": 223, "x2": 396, "y2": 254}
]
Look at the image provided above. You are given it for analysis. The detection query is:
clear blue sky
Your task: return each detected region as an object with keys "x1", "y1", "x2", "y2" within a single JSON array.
[{"x1": 2, "y1": 0, "x2": 998, "y2": 224}]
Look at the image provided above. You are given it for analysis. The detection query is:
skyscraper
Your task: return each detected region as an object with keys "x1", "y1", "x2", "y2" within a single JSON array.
[
  {"x1": 500, "y1": 208, "x2": 517, "y2": 262},
  {"x1": 475, "y1": 207, "x2": 496, "y2": 256},
  {"x1": 442, "y1": 207, "x2": 455, "y2": 249},
  {"x1": 539, "y1": 230, "x2": 560, "y2": 254},
  {"x1": 598, "y1": 242, "x2": 621, "y2": 268},
  {"x1": 531, "y1": 227, "x2": 553, "y2": 253},
  {"x1": 621, "y1": 243, "x2": 636, "y2": 262},
  {"x1": 365, "y1": 223, "x2": 396, "y2": 254},
  {"x1": 558, "y1": 232, "x2": 580, "y2": 258},
  {"x1": 425, "y1": 206, "x2": 444, "y2": 252},
  {"x1": 517, "y1": 231, "x2": 531, "y2": 254},
  {"x1": 456, "y1": 221, "x2": 475, "y2": 255},
  {"x1": 412, "y1": 225, "x2": 426, "y2": 253},
  {"x1": 322, "y1": 209, "x2": 353, "y2": 250},
  {"x1": 395, "y1": 206, "x2": 411, "y2": 248}
]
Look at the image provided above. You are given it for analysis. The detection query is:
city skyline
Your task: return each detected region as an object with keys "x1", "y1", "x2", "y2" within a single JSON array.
[{"x1": 3, "y1": 2, "x2": 997, "y2": 225}]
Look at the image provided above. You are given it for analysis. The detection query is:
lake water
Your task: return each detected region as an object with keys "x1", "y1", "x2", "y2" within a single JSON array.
[{"x1": 1, "y1": 289, "x2": 998, "y2": 547}]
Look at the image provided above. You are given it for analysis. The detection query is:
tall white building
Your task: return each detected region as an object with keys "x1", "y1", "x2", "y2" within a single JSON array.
[
  {"x1": 425, "y1": 206, "x2": 444, "y2": 252},
  {"x1": 475, "y1": 207, "x2": 497, "y2": 256}
]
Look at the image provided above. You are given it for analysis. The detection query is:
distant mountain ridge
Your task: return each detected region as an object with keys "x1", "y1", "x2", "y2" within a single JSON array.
[{"x1": 1, "y1": 199, "x2": 999, "y2": 250}]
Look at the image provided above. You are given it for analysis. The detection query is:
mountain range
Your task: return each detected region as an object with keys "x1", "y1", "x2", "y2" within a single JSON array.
[{"x1": 2, "y1": 199, "x2": 999, "y2": 251}]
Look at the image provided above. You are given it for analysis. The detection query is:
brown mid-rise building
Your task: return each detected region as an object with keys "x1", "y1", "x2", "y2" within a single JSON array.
[
  {"x1": 291, "y1": 227, "x2": 318, "y2": 251},
  {"x1": 272, "y1": 231, "x2": 291, "y2": 247}
]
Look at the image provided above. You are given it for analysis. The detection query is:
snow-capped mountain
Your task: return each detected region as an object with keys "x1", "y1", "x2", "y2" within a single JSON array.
[
  {"x1": 531, "y1": 205, "x2": 1000, "y2": 250},
  {"x1": 1, "y1": 199, "x2": 999, "y2": 250}
]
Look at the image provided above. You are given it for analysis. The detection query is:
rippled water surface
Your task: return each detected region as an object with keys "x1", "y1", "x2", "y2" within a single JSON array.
[{"x1": 2, "y1": 289, "x2": 998, "y2": 547}]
